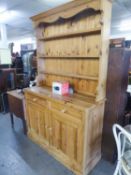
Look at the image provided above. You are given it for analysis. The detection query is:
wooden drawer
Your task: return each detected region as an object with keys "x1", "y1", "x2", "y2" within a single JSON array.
[
  {"x1": 25, "y1": 92, "x2": 84, "y2": 121},
  {"x1": 50, "y1": 101, "x2": 84, "y2": 120},
  {"x1": 25, "y1": 93, "x2": 47, "y2": 107}
]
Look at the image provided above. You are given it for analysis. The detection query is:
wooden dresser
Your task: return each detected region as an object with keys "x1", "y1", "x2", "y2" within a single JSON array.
[{"x1": 25, "y1": 0, "x2": 112, "y2": 174}]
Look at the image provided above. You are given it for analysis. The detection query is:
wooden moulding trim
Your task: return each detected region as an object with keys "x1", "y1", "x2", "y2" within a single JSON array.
[
  {"x1": 38, "y1": 56, "x2": 99, "y2": 59},
  {"x1": 36, "y1": 9, "x2": 101, "y2": 27},
  {"x1": 38, "y1": 27, "x2": 101, "y2": 41},
  {"x1": 31, "y1": 0, "x2": 100, "y2": 21},
  {"x1": 39, "y1": 71, "x2": 98, "y2": 81}
]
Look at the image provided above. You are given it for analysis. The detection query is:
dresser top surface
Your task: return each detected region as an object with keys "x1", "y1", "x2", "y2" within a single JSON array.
[
  {"x1": 24, "y1": 86, "x2": 95, "y2": 109},
  {"x1": 7, "y1": 89, "x2": 24, "y2": 100}
]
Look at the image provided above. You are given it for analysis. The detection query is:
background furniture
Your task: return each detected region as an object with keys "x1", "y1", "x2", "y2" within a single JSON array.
[
  {"x1": 0, "y1": 68, "x2": 16, "y2": 92},
  {"x1": 22, "y1": 51, "x2": 34, "y2": 77},
  {"x1": 14, "y1": 51, "x2": 37, "y2": 89},
  {"x1": 0, "y1": 68, "x2": 16, "y2": 112},
  {"x1": 12, "y1": 57, "x2": 23, "y2": 74},
  {"x1": 102, "y1": 47, "x2": 131, "y2": 162},
  {"x1": 7, "y1": 90, "x2": 27, "y2": 134},
  {"x1": 113, "y1": 124, "x2": 131, "y2": 175},
  {"x1": 25, "y1": 0, "x2": 112, "y2": 175}
]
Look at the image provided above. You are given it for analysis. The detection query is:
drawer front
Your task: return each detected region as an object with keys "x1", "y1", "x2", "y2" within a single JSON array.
[
  {"x1": 25, "y1": 92, "x2": 85, "y2": 121},
  {"x1": 50, "y1": 101, "x2": 84, "y2": 120},
  {"x1": 25, "y1": 93, "x2": 47, "y2": 107}
]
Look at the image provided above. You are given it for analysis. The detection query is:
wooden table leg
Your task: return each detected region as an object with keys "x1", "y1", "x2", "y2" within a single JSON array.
[
  {"x1": 10, "y1": 113, "x2": 14, "y2": 128},
  {"x1": 22, "y1": 118, "x2": 27, "y2": 135}
]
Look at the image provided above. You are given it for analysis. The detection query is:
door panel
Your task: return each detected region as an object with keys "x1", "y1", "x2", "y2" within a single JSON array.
[
  {"x1": 27, "y1": 102, "x2": 39, "y2": 134},
  {"x1": 49, "y1": 109, "x2": 83, "y2": 165},
  {"x1": 26, "y1": 101, "x2": 50, "y2": 145},
  {"x1": 44, "y1": 109, "x2": 50, "y2": 144},
  {"x1": 66, "y1": 125, "x2": 77, "y2": 160}
]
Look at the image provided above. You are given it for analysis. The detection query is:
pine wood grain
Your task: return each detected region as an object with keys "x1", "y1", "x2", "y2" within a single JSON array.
[{"x1": 27, "y1": 0, "x2": 112, "y2": 174}]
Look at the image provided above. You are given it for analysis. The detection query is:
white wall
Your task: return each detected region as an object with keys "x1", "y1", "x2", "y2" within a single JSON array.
[
  {"x1": 8, "y1": 37, "x2": 36, "y2": 54},
  {"x1": 111, "y1": 32, "x2": 131, "y2": 40},
  {"x1": 0, "y1": 24, "x2": 8, "y2": 49},
  {"x1": 0, "y1": 41, "x2": 8, "y2": 49}
]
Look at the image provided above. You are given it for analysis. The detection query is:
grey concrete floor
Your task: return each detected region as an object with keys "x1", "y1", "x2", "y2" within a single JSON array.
[{"x1": 0, "y1": 113, "x2": 115, "y2": 175}]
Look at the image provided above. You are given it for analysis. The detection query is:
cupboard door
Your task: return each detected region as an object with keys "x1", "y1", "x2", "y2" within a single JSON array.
[
  {"x1": 26, "y1": 101, "x2": 50, "y2": 146},
  {"x1": 38, "y1": 106, "x2": 50, "y2": 146},
  {"x1": 26, "y1": 101, "x2": 39, "y2": 135},
  {"x1": 49, "y1": 109, "x2": 84, "y2": 170}
]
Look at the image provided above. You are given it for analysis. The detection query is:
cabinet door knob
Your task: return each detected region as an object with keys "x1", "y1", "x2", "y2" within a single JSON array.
[
  {"x1": 49, "y1": 128, "x2": 52, "y2": 131},
  {"x1": 61, "y1": 109, "x2": 66, "y2": 113},
  {"x1": 45, "y1": 125, "x2": 48, "y2": 129},
  {"x1": 33, "y1": 98, "x2": 37, "y2": 102}
]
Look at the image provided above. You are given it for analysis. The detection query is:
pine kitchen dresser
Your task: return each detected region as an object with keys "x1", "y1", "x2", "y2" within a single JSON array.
[{"x1": 25, "y1": 0, "x2": 112, "y2": 174}]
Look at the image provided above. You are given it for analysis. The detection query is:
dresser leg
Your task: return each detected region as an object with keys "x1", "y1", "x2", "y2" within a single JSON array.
[{"x1": 10, "y1": 113, "x2": 14, "y2": 128}]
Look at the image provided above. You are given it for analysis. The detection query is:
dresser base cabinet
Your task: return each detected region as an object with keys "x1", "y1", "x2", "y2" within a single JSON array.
[{"x1": 25, "y1": 87, "x2": 105, "y2": 175}]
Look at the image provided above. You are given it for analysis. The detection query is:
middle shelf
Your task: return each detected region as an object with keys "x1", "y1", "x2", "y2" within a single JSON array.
[
  {"x1": 38, "y1": 27, "x2": 101, "y2": 41},
  {"x1": 39, "y1": 71, "x2": 98, "y2": 81},
  {"x1": 38, "y1": 55, "x2": 99, "y2": 59}
]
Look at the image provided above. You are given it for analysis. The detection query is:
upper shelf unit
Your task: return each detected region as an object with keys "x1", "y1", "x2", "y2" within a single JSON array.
[{"x1": 31, "y1": 0, "x2": 112, "y2": 101}]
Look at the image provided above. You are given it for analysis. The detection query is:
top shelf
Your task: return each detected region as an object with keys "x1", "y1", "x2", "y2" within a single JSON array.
[{"x1": 38, "y1": 27, "x2": 101, "y2": 41}]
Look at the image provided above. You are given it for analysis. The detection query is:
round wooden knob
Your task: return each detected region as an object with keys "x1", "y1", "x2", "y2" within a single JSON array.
[
  {"x1": 33, "y1": 98, "x2": 37, "y2": 102},
  {"x1": 45, "y1": 125, "x2": 48, "y2": 129},
  {"x1": 61, "y1": 109, "x2": 66, "y2": 113}
]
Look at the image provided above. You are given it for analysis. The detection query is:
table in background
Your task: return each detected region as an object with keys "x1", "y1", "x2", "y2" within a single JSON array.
[
  {"x1": 0, "y1": 68, "x2": 16, "y2": 112},
  {"x1": 7, "y1": 90, "x2": 27, "y2": 134}
]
